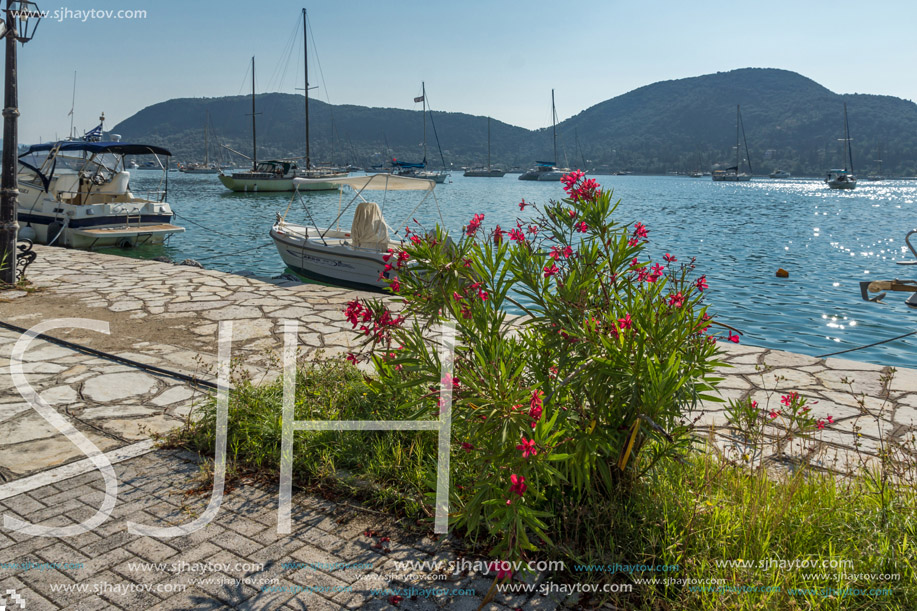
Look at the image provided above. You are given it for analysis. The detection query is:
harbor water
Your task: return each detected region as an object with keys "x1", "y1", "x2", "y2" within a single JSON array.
[{"x1": 109, "y1": 171, "x2": 917, "y2": 368}]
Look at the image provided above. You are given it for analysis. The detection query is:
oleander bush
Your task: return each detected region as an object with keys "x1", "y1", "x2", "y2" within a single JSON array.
[{"x1": 345, "y1": 171, "x2": 727, "y2": 562}]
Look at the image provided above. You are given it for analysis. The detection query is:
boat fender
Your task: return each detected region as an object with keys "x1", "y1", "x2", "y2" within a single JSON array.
[{"x1": 776, "y1": 268, "x2": 789, "y2": 278}]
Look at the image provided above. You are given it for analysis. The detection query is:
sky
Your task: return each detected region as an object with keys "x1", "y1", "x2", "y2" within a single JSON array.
[{"x1": 14, "y1": 0, "x2": 917, "y2": 143}]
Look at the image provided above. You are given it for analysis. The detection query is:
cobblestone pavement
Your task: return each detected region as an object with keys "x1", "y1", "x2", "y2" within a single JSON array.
[
  {"x1": 0, "y1": 450, "x2": 549, "y2": 610},
  {"x1": 1, "y1": 245, "x2": 916, "y2": 608}
]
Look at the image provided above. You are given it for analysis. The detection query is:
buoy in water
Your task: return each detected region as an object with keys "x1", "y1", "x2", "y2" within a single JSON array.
[{"x1": 776, "y1": 268, "x2": 789, "y2": 278}]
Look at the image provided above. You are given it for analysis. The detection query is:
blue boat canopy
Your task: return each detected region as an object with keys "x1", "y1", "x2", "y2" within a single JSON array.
[
  {"x1": 535, "y1": 161, "x2": 556, "y2": 167},
  {"x1": 21, "y1": 141, "x2": 172, "y2": 156}
]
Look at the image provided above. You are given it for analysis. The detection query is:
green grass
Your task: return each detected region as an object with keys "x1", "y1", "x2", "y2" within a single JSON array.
[{"x1": 169, "y1": 359, "x2": 917, "y2": 610}]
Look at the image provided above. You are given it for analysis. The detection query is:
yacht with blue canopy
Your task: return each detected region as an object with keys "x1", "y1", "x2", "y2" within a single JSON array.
[{"x1": 17, "y1": 137, "x2": 184, "y2": 249}]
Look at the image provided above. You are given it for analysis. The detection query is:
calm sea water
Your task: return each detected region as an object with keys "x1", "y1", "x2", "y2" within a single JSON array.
[{"x1": 110, "y1": 171, "x2": 917, "y2": 368}]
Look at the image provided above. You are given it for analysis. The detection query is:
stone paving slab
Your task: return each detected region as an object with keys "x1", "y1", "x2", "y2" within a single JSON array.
[
  {"x1": 0, "y1": 450, "x2": 536, "y2": 611},
  {"x1": 3, "y1": 246, "x2": 917, "y2": 480}
]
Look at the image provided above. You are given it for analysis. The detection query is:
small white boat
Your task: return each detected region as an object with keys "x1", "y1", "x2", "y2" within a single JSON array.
[
  {"x1": 270, "y1": 174, "x2": 439, "y2": 291},
  {"x1": 826, "y1": 103, "x2": 856, "y2": 190},
  {"x1": 17, "y1": 138, "x2": 184, "y2": 249},
  {"x1": 769, "y1": 169, "x2": 791, "y2": 178},
  {"x1": 826, "y1": 169, "x2": 857, "y2": 190}
]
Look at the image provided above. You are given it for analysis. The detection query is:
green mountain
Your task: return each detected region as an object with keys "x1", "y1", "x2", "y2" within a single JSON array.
[{"x1": 110, "y1": 68, "x2": 917, "y2": 175}]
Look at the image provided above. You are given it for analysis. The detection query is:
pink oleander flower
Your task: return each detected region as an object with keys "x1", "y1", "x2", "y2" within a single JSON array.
[
  {"x1": 409, "y1": 235, "x2": 422, "y2": 245},
  {"x1": 769, "y1": 410, "x2": 780, "y2": 419},
  {"x1": 345, "y1": 353, "x2": 358, "y2": 365},
  {"x1": 827, "y1": 415, "x2": 834, "y2": 424},
  {"x1": 519, "y1": 199, "x2": 528, "y2": 210},
  {"x1": 478, "y1": 289, "x2": 489, "y2": 301},
  {"x1": 568, "y1": 209, "x2": 577, "y2": 219},
  {"x1": 493, "y1": 225, "x2": 506, "y2": 244},
  {"x1": 664, "y1": 253, "x2": 677, "y2": 263},
  {"x1": 633, "y1": 222, "x2": 649, "y2": 239},
  {"x1": 695, "y1": 275, "x2": 708, "y2": 291},
  {"x1": 465, "y1": 213, "x2": 485, "y2": 236},
  {"x1": 527, "y1": 224, "x2": 539, "y2": 235},
  {"x1": 452, "y1": 292, "x2": 462, "y2": 301},
  {"x1": 489, "y1": 560, "x2": 514, "y2": 581},
  {"x1": 575, "y1": 221, "x2": 588, "y2": 232},
  {"x1": 543, "y1": 263, "x2": 559, "y2": 278},
  {"x1": 382, "y1": 249, "x2": 394, "y2": 262},
  {"x1": 780, "y1": 392, "x2": 798, "y2": 407},
  {"x1": 816, "y1": 419, "x2": 826, "y2": 430},
  {"x1": 389, "y1": 277, "x2": 400, "y2": 293},
  {"x1": 508, "y1": 228, "x2": 525, "y2": 242},
  {"x1": 751, "y1": 400, "x2": 758, "y2": 409},
  {"x1": 618, "y1": 313, "x2": 633, "y2": 330},
  {"x1": 728, "y1": 333, "x2": 740, "y2": 343},
  {"x1": 509, "y1": 474, "x2": 527, "y2": 497},
  {"x1": 516, "y1": 437, "x2": 538, "y2": 459},
  {"x1": 628, "y1": 238, "x2": 639, "y2": 247},
  {"x1": 404, "y1": 226, "x2": 412, "y2": 235},
  {"x1": 461, "y1": 442, "x2": 474, "y2": 452},
  {"x1": 667, "y1": 292, "x2": 685, "y2": 308}
]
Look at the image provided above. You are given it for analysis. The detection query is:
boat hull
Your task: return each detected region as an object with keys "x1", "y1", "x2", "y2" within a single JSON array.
[
  {"x1": 270, "y1": 226, "x2": 392, "y2": 292},
  {"x1": 218, "y1": 173, "x2": 341, "y2": 192},
  {"x1": 827, "y1": 179, "x2": 857, "y2": 190},
  {"x1": 463, "y1": 169, "x2": 505, "y2": 178},
  {"x1": 180, "y1": 168, "x2": 220, "y2": 174}
]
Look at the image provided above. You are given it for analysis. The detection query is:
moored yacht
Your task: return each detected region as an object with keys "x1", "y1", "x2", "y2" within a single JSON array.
[
  {"x1": 826, "y1": 103, "x2": 856, "y2": 190},
  {"x1": 17, "y1": 138, "x2": 184, "y2": 249},
  {"x1": 519, "y1": 89, "x2": 568, "y2": 182}
]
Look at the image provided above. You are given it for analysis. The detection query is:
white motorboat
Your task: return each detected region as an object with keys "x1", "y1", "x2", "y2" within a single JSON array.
[
  {"x1": 269, "y1": 174, "x2": 439, "y2": 291},
  {"x1": 826, "y1": 103, "x2": 856, "y2": 190},
  {"x1": 769, "y1": 169, "x2": 791, "y2": 178},
  {"x1": 17, "y1": 138, "x2": 184, "y2": 249}
]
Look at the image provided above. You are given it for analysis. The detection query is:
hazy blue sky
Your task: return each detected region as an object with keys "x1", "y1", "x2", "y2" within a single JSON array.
[{"x1": 16, "y1": 0, "x2": 917, "y2": 143}]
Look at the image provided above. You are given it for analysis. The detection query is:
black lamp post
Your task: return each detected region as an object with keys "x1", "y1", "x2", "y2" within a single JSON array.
[{"x1": 0, "y1": 0, "x2": 40, "y2": 285}]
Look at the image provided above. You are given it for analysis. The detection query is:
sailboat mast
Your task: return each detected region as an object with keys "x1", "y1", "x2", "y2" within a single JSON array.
[
  {"x1": 422, "y1": 82, "x2": 427, "y2": 165},
  {"x1": 204, "y1": 111, "x2": 209, "y2": 166},
  {"x1": 303, "y1": 8, "x2": 310, "y2": 170},
  {"x1": 552, "y1": 89, "x2": 557, "y2": 165},
  {"x1": 251, "y1": 57, "x2": 257, "y2": 168},
  {"x1": 487, "y1": 117, "x2": 491, "y2": 170},
  {"x1": 844, "y1": 103, "x2": 853, "y2": 174},
  {"x1": 735, "y1": 105, "x2": 740, "y2": 174}
]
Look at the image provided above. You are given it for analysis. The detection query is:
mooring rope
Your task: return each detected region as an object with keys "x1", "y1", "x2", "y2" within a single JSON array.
[
  {"x1": 816, "y1": 329, "x2": 917, "y2": 358},
  {"x1": 0, "y1": 320, "x2": 218, "y2": 390}
]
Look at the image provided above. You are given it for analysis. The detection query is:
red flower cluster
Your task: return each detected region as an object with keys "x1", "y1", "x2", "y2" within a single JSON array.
[
  {"x1": 561, "y1": 170, "x2": 601, "y2": 202},
  {"x1": 529, "y1": 390, "x2": 544, "y2": 428},
  {"x1": 543, "y1": 263, "x2": 560, "y2": 278},
  {"x1": 509, "y1": 474, "x2": 527, "y2": 497},
  {"x1": 516, "y1": 436, "x2": 538, "y2": 459},
  {"x1": 466, "y1": 213, "x2": 485, "y2": 236},
  {"x1": 633, "y1": 222, "x2": 649, "y2": 239},
  {"x1": 343, "y1": 299, "x2": 405, "y2": 343}
]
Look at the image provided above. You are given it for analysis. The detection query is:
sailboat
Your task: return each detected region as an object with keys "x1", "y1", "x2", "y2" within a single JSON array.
[
  {"x1": 825, "y1": 103, "x2": 856, "y2": 190},
  {"x1": 219, "y1": 10, "x2": 344, "y2": 192},
  {"x1": 712, "y1": 105, "x2": 752, "y2": 181},
  {"x1": 180, "y1": 111, "x2": 220, "y2": 174},
  {"x1": 393, "y1": 82, "x2": 449, "y2": 184},
  {"x1": 519, "y1": 89, "x2": 567, "y2": 181},
  {"x1": 464, "y1": 117, "x2": 505, "y2": 177}
]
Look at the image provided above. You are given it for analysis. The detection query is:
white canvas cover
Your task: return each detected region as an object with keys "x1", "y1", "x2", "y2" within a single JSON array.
[
  {"x1": 350, "y1": 201, "x2": 390, "y2": 250},
  {"x1": 293, "y1": 173, "x2": 435, "y2": 191}
]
